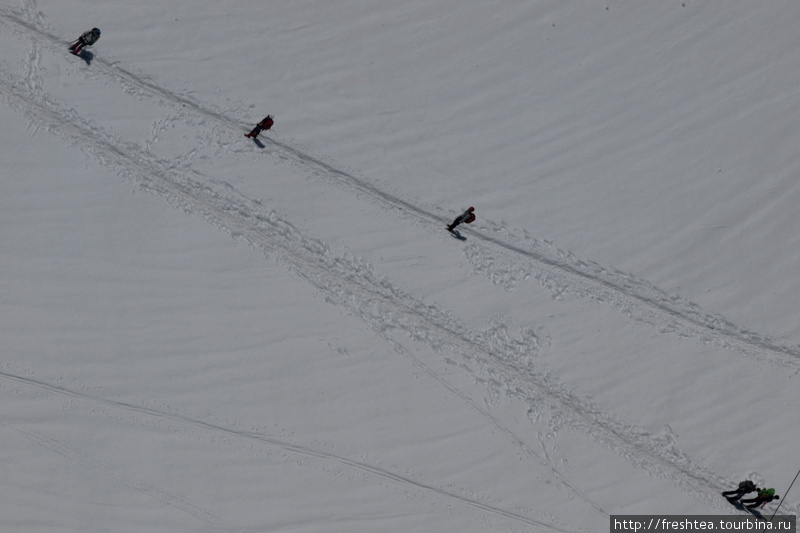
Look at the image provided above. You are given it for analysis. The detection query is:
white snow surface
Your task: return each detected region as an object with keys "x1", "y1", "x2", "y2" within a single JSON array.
[{"x1": 2, "y1": 1, "x2": 800, "y2": 531}]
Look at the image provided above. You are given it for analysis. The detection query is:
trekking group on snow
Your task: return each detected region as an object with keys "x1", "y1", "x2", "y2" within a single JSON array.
[
  {"x1": 723, "y1": 480, "x2": 779, "y2": 510},
  {"x1": 65, "y1": 28, "x2": 790, "y2": 514},
  {"x1": 67, "y1": 27, "x2": 478, "y2": 236}
]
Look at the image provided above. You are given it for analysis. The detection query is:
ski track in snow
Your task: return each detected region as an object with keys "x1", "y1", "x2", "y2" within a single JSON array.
[
  {"x1": 0, "y1": 6, "x2": 788, "y2": 523},
  {"x1": 4, "y1": 372, "x2": 569, "y2": 533},
  {"x1": 19, "y1": 430, "x2": 243, "y2": 533}
]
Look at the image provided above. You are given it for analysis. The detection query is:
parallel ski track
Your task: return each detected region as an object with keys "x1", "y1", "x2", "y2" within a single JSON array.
[
  {"x1": 2, "y1": 7, "x2": 799, "y2": 372},
  {"x1": 4, "y1": 372, "x2": 569, "y2": 533},
  {"x1": 0, "y1": 7, "x2": 780, "y2": 522},
  {"x1": 20, "y1": 430, "x2": 242, "y2": 533}
]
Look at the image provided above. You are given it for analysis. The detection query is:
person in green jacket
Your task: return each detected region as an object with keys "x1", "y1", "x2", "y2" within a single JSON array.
[{"x1": 741, "y1": 488, "x2": 779, "y2": 509}]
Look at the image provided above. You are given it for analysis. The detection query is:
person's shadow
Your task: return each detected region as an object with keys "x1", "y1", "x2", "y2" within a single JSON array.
[
  {"x1": 725, "y1": 496, "x2": 765, "y2": 520},
  {"x1": 75, "y1": 50, "x2": 94, "y2": 65},
  {"x1": 448, "y1": 228, "x2": 466, "y2": 241}
]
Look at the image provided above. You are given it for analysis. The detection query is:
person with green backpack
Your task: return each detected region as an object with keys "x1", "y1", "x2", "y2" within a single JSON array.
[{"x1": 741, "y1": 487, "x2": 779, "y2": 509}]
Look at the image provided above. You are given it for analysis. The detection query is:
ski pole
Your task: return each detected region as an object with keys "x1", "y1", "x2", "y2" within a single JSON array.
[{"x1": 769, "y1": 467, "x2": 800, "y2": 522}]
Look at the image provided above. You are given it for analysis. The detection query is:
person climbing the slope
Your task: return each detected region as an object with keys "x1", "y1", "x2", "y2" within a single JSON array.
[
  {"x1": 722, "y1": 480, "x2": 759, "y2": 501},
  {"x1": 741, "y1": 488, "x2": 779, "y2": 509},
  {"x1": 447, "y1": 206, "x2": 475, "y2": 232},
  {"x1": 245, "y1": 115, "x2": 274, "y2": 139},
  {"x1": 69, "y1": 28, "x2": 101, "y2": 55}
]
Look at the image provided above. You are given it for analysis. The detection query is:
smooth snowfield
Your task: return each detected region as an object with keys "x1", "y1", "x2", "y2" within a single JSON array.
[{"x1": 2, "y1": 1, "x2": 799, "y2": 531}]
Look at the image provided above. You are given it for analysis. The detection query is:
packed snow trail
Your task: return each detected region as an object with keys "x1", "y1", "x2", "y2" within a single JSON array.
[{"x1": 2, "y1": 7, "x2": 797, "y2": 375}]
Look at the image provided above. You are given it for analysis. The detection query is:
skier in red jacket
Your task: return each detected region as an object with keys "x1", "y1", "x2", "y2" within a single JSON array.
[
  {"x1": 447, "y1": 207, "x2": 476, "y2": 232},
  {"x1": 245, "y1": 116, "x2": 274, "y2": 139}
]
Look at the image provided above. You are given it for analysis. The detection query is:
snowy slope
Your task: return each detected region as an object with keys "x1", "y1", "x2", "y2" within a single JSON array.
[{"x1": 2, "y1": 1, "x2": 799, "y2": 531}]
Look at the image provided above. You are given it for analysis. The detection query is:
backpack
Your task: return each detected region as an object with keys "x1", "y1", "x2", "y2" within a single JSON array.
[
  {"x1": 83, "y1": 29, "x2": 100, "y2": 45},
  {"x1": 759, "y1": 488, "x2": 775, "y2": 498},
  {"x1": 739, "y1": 480, "x2": 755, "y2": 491}
]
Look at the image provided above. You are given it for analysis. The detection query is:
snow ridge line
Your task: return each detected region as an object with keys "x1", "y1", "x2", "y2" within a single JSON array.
[
  {"x1": 19, "y1": 430, "x2": 241, "y2": 532},
  {"x1": 0, "y1": 73, "x2": 732, "y2": 514},
  {"x1": 5, "y1": 373, "x2": 569, "y2": 533},
  {"x1": 2, "y1": 7, "x2": 798, "y2": 370}
]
